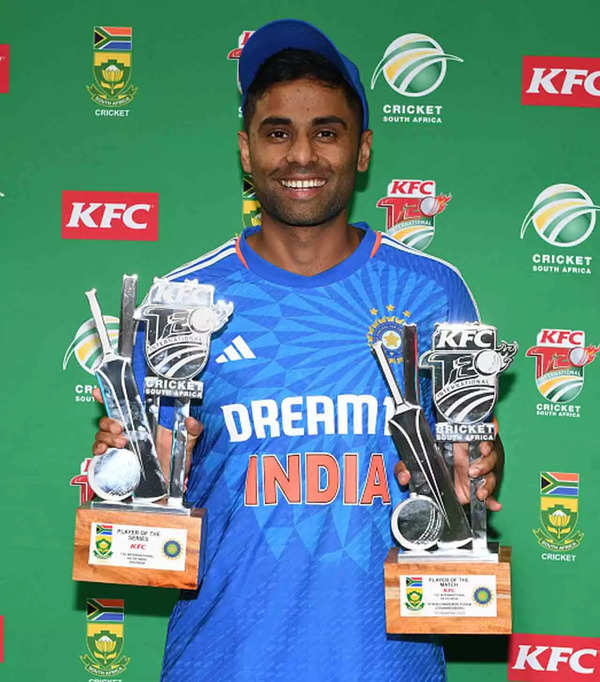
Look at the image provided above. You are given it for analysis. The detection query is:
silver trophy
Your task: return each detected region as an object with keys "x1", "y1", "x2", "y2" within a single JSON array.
[
  {"x1": 85, "y1": 275, "x2": 233, "y2": 509},
  {"x1": 373, "y1": 322, "x2": 516, "y2": 557}
]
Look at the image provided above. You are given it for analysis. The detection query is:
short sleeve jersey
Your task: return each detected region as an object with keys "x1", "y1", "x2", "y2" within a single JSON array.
[{"x1": 133, "y1": 223, "x2": 479, "y2": 682}]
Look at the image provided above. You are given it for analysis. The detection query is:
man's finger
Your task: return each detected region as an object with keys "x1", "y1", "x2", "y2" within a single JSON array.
[
  {"x1": 468, "y1": 447, "x2": 498, "y2": 477},
  {"x1": 92, "y1": 386, "x2": 104, "y2": 404},
  {"x1": 99, "y1": 416, "x2": 123, "y2": 435},
  {"x1": 184, "y1": 417, "x2": 204, "y2": 458},
  {"x1": 394, "y1": 460, "x2": 411, "y2": 487}
]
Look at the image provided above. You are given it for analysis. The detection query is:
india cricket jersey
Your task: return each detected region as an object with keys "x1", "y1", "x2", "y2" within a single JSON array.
[{"x1": 133, "y1": 223, "x2": 478, "y2": 682}]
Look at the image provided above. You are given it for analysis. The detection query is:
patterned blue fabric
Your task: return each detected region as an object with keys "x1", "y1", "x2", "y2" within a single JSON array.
[{"x1": 132, "y1": 224, "x2": 477, "y2": 682}]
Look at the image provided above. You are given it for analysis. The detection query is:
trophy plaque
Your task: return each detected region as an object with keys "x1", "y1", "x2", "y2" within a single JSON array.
[
  {"x1": 73, "y1": 275, "x2": 233, "y2": 589},
  {"x1": 373, "y1": 322, "x2": 517, "y2": 634}
]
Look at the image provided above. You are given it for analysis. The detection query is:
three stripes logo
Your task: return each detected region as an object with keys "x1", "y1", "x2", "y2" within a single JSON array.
[
  {"x1": 526, "y1": 328, "x2": 599, "y2": 404},
  {"x1": 521, "y1": 183, "x2": 600, "y2": 248},
  {"x1": 216, "y1": 335, "x2": 256, "y2": 363},
  {"x1": 371, "y1": 33, "x2": 462, "y2": 97},
  {"x1": 534, "y1": 472, "x2": 584, "y2": 552}
]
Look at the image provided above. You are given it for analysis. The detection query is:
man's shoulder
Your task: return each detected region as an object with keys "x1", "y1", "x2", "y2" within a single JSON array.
[
  {"x1": 375, "y1": 232, "x2": 466, "y2": 283},
  {"x1": 164, "y1": 237, "x2": 241, "y2": 282}
]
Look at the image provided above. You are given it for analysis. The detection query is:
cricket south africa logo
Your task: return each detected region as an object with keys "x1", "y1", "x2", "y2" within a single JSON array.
[
  {"x1": 522, "y1": 184, "x2": 599, "y2": 276},
  {"x1": 367, "y1": 305, "x2": 411, "y2": 363},
  {"x1": 81, "y1": 598, "x2": 131, "y2": 676},
  {"x1": 87, "y1": 26, "x2": 137, "y2": 114},
  {"x1": 526, "y1": 329, "x2": 599, "y2": 417},
  {"x1": 371, "y1": 33, "x2": 462, "y2": 125},
  {"x1": 534, "y1": 472, "x2": 583, "y2": 556},
  {"x1": 405, "y1": 577, "x2": 424, "y2": 611},
  {"x1": 376, "y1": 178, "x2": 451, "y2": 250}
]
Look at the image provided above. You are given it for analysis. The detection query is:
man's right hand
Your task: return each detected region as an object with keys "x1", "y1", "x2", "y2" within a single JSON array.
[{"x1": 91, "y1": 387, "x2": 204, "y2": 480}]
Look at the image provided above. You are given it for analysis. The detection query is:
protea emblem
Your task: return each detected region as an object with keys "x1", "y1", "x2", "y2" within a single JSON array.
[
  {"x1": 87, "y1": 26, "x2": 138, "y2": 107},
  {"x1": 534, "y1": 472, "x2": 584, "y2": 552},
  {"x1": 80, "y1": 598, "x2": 131, "y2": 676},
  {"x1": 138, "y1": 279, "x2": 233, "y2": 380}
]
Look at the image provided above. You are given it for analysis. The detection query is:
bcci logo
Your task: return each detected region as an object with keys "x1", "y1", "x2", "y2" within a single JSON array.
[
  {"x1": 420, "y1": 323, "x2": 517, "y2": 440},
  {"x1": 87, "y1": 26, "x2": 137, "y2": 107},
  {"x1": 521, "y1": 183, "x2": 600, "y2": 248},
  {"x1": 367, "y1": 305, "x2": 411, "y2": 364},
  {"x1": 534, "y1": 472, "x2": 584, "y2": 553},
  {"x1": 377, "y1": 178, "x2": 451, "y2": 250},
  {"x1": 526, "y1": 329, "x2": 599, "y2": 403},
  {"x1": 371, "y1": 33, "x2": 462, "y2": 97}
]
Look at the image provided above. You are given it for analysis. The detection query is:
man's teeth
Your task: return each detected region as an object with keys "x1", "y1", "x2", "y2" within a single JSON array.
[{"x1": 280, "y1": 179, "x2": 326, "y2": 189}]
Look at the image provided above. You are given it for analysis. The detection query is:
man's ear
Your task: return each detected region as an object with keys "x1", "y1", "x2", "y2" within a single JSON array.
[
  {"x1": 238, "y1": 130, "x2": 252, "y2": 174},
  {"x1": 357, "y1": 129, "x2": 373, "y2": 172}
]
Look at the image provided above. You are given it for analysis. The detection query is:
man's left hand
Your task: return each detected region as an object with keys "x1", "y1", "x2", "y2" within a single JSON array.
[{"x1": 394, "y1": 437, "x2": 504, "y2": 511}]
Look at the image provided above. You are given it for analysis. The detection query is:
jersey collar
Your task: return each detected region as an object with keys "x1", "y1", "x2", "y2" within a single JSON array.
[{"x1": 237, "y1": 223, "x2": 376, "y2": 288}]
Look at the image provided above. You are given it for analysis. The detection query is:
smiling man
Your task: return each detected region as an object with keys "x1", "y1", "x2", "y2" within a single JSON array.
[{"x1": 92, "y1": 19, "x2": 502, "y2": 682}]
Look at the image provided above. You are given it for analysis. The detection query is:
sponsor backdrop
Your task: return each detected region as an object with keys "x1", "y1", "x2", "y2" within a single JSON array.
[{"x1": 1, "y1": 0, "x2": 599, "y2": 680}]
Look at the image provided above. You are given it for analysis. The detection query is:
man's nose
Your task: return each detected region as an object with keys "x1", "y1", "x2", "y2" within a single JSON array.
[{"x1": 285, "y1": 132, "x2": 318, "y2": 166}]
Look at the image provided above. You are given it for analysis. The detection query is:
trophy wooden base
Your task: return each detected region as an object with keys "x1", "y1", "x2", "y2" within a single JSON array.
[
  {"x1": 384, "y1": 546, "x2": 511, "y2": 634},
  {"x1": 73, "y1": 502, "x2": 205, "y2": 590}
]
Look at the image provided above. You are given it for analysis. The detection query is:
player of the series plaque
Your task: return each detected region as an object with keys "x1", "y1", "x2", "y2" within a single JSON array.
[
  {"x1": 72, "y1": 275, "x2": 232, "y2": 589},
  {"x1": 373, "y1": 322, "x2": 517, "y2": 634}
]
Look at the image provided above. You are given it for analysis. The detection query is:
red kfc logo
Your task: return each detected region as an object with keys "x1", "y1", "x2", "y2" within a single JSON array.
[
  {"x1": 508, "y1": 633, "x2": 600, "y2": 681},
  {"x1": 0, "y1": 45, "x2": 9, "y2": 93},
  {"x1": 0, "y1": 615, "x2": 3, "y2": 663},
  {"x1": 62, "y1": 191, "x2": 159, "y2": 241},
  {"x1": 522, "y1": 56, "x2": 600, "y2": 107}
]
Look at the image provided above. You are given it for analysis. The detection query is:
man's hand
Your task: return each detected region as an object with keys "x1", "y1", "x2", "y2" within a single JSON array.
[
  {"x1": 91, "y1": 387, "x2": 203, "y2": 480},
  {"x1": 394, "y1": 437, "x2": 504, "y2": 511}
]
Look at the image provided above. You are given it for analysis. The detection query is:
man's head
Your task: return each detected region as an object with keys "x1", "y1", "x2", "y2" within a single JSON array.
[{"x1": 237, "y1": 20, "x2": 372, "y2": 229}]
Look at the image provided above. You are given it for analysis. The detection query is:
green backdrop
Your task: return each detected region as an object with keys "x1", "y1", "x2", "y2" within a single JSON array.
[{"x1": 1, "y1": 0, "x2": 598, "y2": 679}]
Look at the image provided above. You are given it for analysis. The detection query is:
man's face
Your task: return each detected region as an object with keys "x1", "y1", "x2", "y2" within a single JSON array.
[{"x1": 238, "y1": 78, "x2": 372, "y2": 228}]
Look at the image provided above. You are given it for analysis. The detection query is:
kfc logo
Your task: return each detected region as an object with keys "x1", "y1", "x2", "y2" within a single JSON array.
[
  {"x1": 508, "y1": 633, "x2": 600, "y2": 680},
  {"x1": 522, "y1": 56, "x2": 600, "y2": 107},
  {"x1": 62, "y1": 191, "x2": 158, "y2": 241},
  {"x1": 0, "y1": 45, "x2": 9, "y2": 93}
]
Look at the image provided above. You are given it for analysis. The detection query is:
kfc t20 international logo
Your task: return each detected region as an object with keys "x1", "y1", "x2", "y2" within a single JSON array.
[
  {"x1": 376, "y1": 178, "x2": 451, "y2": 250},
  {"x1": 522, "y1": 56, "x2": 600, "y2": 108},
  {"x1": 526, "y1": 329, "x2": 599, "y2": 405},
  {"x1": 62, "y1": 191, "x2": 159, "y2": 241},
  {"x1": 508, "y1": 633, "x2": 600, "y2": 680}
]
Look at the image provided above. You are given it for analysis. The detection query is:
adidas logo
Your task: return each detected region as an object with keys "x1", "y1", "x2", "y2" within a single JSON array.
[{"x1": 216, "y1": 335, "x2": 256, "y2": 363}]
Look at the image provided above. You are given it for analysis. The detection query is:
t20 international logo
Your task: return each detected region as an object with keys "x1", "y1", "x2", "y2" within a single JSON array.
[
  {"x1": 526, "y1": 328, "x2": 599, "y2": 404},
  {"x1": 371, "y1": 33, "x2": 462, "y2": 97},
  {"x1": 521, "y1": 184, "x2": 600, "y2": 248},
  {"x1": 376, "y1": 178, "x2": 451, "y2": 250}
]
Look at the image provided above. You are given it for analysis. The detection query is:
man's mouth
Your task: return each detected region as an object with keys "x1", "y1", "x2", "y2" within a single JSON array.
[{"x1": 279, "y1": 178, "x2": 327, "y2": 189}]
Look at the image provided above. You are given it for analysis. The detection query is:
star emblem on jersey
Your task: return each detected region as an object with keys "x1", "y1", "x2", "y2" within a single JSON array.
[
  {"x1": 216, "y1": 335, "x2": 257, "y2": 363},
  {"x1": 367, "y1": 306, "x2": 411, "y2": 363}
]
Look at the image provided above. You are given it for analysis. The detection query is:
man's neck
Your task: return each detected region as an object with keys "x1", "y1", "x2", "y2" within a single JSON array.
[{"x1": 245, "y1": 213, "x2": 364, "y2": 277}]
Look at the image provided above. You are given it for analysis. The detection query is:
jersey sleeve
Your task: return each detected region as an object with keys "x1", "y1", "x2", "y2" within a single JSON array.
[{"x1": 446, "y1": 268, "x2": 480, "y2": 323}]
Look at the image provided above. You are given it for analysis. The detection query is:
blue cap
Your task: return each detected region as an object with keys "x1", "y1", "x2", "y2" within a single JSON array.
[{"x1": 239, "y1": 19, "x2": 369, "y2": 131}]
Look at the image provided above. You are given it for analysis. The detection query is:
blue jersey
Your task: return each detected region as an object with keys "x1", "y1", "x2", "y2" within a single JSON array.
[{"x1": 133, "y1": 223, "x2": 478, "y2": 682}]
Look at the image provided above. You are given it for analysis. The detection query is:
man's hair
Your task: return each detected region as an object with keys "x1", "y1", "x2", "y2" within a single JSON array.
[{"x1": 242, "y1": 48, "x2": 363, "y2": 132}]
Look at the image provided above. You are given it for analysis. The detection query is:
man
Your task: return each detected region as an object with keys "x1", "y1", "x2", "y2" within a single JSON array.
[{"x1": 93, "y1": 19, "x2": 502, "y2": 681}]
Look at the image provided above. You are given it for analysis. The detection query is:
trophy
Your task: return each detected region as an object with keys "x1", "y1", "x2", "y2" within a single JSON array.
[
  {"x1": 73, "y1": 275, "x2": 233, "y2": 589},
  {"x1": 373, "y1": 322, "x2": 517, "y2": 634}
]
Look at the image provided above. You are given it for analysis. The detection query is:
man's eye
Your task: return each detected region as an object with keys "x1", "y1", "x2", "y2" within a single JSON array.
[
  {"x1": 267, "y1": 130, "x2": 288, "y2": 139},
  {"x1": 316, "y1": 129, "x2": 336, "y2": 139}
]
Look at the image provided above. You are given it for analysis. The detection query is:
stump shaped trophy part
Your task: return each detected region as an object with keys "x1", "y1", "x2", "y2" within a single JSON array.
[
  {"x1": 373, "y1": 322, "x2": 516, "y2": 634},
  {"x1": 73, "y1": 275, "x2": 233, "y2": 589}
]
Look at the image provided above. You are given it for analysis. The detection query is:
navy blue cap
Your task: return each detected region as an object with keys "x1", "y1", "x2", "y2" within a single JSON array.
[{"x1": 239, "y1": 19, "x2": 369, "y2": 131}]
